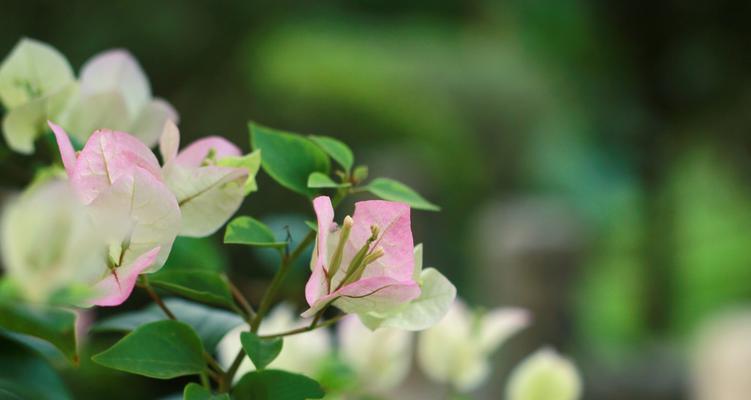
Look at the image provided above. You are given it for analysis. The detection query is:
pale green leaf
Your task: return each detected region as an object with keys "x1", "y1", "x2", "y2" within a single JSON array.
[
  {"x1": 224, "y1": 216, "x2": 286, "y2": 248},
  {"x1": 365, "y1": 178, "x2": 439, "y2": 211},
  {"x1": 307, "y1": 172, "x2": 350, "y2": 189}
]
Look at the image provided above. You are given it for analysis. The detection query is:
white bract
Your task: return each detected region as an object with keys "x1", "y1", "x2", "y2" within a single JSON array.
[
  {"x1": 0, "y1": 180, "x2": 106, "y2": 303},
  {"x1": 358, "y1": 244, "x2": 456, "y2": 331},
  {"x1": 217, "y1": 304, "x2": 331, "y2": 380},
  {"x1": 338, "y1": 315, "x2": 413, "y2": 394},
  {"x1": 417, "y1": 299, "x2": 529, "y2": 391},
  {"x1": 59, "y1": 49, "x2": 177, "y2": 147},
  {"x1": 506, "y1": 348, "x2": 582, "y2": 400},
  {"x1": 0, "y1": 38, "x2": 76, "y2": 153},
  {"x1": 159, "y1": 121, "x2": 261, "y2": 237}
]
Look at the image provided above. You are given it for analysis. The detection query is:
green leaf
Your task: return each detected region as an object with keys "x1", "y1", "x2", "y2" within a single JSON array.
[
  {"x1": 149, "y1": 270, "x2": 234, "y2": 308},
  {"x1": 161, "y1": 237, "x2": 229, "y2": 273},
  {"x1": 224, "y1": 216, "x2": 287, "y2": 248},
  {"x1": 232, "y1": 370, "x2": 325, "y2": 400},
  {"x1": 93, "y1": 299, "x2": 243, "y2": 352},
  {"x1": 308, "y1": 135, "x2": 354, "y2": 172},
  {"x1": 365, "y1": 177, "x2": 440, "y2": 211},
  {"x1": 183, "y1": 383, "x2": 230, "y2": 400},
  {"x1": 307, "y1": 172, "x2": 350, "y2": 189},
  {"x1": 240, "y1": 332, "x2": 283, "y2": 370},
  {"x1": 250, "y1": 122, "x2": 330, "y2": 197},
  {"x1": 0, "y1": 335, "x2": 72, "y2": 400},
  {"x1": 92, "y1": 320, "x2": 206, "y2": 379},
  {"x1": 0, "y1": 303, "x2": 77, "y2": 363}
]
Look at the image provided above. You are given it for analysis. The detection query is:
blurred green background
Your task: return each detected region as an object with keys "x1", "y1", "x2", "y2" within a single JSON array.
[{"x1": 3, "y1": 0, "x2": 751, "y2": 399}]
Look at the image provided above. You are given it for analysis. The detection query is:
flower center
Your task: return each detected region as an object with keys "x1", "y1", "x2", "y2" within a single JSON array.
[{"x1": 330, "y1": 221, "x2": 384, "y2": 291}]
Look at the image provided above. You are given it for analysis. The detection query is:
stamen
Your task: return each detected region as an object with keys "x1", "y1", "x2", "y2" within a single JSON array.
[
  {"x1": 201, "y1": 148, "x2": 218, "y2": 166},
  {"x1": 327, "y1": 216, "x2": 353, "y2": 282},
  {"x1": 334, "y1": 224, "x2": 380, "y2": 290},
  {"x1": 361, "y1": 246, "x2": 385, "y2": 266}
]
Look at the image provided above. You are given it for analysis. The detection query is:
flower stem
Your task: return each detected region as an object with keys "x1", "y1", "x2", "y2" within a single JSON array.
[
  {"x1": 258, "y1": 315, "x2": 343, "y2": 339},
  {"x1": 140, "y1": 276, "x2": 176, "y2": 320},
  {"x1": 250, "y1": 230, "x2": 316, "y2": 332},
  {"x1": 221, "y1": 228, "x2": 317, "y2": 392},
  {"x1": 228, "y1": 279, "x2": 256, "y2": 322},
  {"x1": 220, "y1": 189, "x2": 351, "y2": 392}
]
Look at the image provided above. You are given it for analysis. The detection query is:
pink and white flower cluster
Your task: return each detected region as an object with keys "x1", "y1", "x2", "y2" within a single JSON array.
[{"x1": 23, "y1": 118, "x2": 259, "y2": 307}]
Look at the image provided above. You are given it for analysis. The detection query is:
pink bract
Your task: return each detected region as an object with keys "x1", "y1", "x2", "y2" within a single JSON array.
[
  {"x1": 302, "y1": 196, "x2": 420, "y2": 318},
  {"x1": 49, "y1": 121, "x2": 180, "y2": 307}
]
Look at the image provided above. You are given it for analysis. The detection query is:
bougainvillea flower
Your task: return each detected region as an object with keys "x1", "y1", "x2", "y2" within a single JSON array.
[
  {"x1": 338, "y1": 315, "x2": 413, "y2": 394},
  {"x1": 417, "y1": 300, "x2": 530, "y2": 391},
  {"x1": 0, "y1": 38, "x2": 76, "y2": 153},
  {"x1": 59, "y1": 49, "x2": 177, "y2": 147},
  {"x1": 159, "y1": 120, "x2": 260, "y2": 237},
  {"x1": 506, "y1": 348, "x2": 582, "y2": 400},
  {"x1": 302, "y1": 196, "x2": 420, "y2": 318},
  {"x1": 50, "y1": 122, "x2": 181, "y2": 305},
  {"x1": 1, "y1": 180, "x2": 106, "y2": 304},
  {"x1": 218, "y1": 304, "x2": 331, "y2": 381},
  {"x1": 357, "y1": 244, "x2": 456, "y2": 331}
]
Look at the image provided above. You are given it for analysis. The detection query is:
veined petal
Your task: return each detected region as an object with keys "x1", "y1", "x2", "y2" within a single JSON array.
[
  {"x1": 304, "y1": 196, "x2": 335, "y2": 306},
  {"x1": 89, "y1": 246, "x2": 160, "y2": 307},
  {"x1": 163, "y1": 164, "x2": 247, "y2": 237},
  {"x1": 302, "y1": 276, "x2": 420, "y2": 318},
  {"x1": 80, "y1": 49, "x2": 150, "y2": 116},
  {"x1": 350, "y1": 200, "x2": 414, "y2": 281},
  {"x1": 359, "y1": 267, "x2": 456, "y2": 331},
  {"x1": 87, "y1": 168, "x2": 180, "y2": 270},
  {"x1": 68, "y1": 128, "x2": 162, "y2": 204},
  {"x1": 173, "y1": 136, "x2": 242, "y2": 168}
]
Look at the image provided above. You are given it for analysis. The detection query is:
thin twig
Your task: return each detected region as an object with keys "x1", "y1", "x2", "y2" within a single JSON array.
[
  {"x1": 141, "y1": 277, "x2": 176, "y2": 320},
  {"x1": 250, "y1": 230, "x2": 316, "y2": 332},
  {"x1": 228, "y1": 280, "x2": 256, "y2": 321},
  {"x1": 258, "y1": 315, "x2": 343, "y2": 340}
]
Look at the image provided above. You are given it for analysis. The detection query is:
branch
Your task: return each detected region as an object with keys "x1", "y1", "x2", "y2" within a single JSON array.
[
  {"x1": 258, "y1": 315, "x2": 343, "y2": 340},
  {"x1": 140, "y1": 277, "x2": 176, "y2": 320}
]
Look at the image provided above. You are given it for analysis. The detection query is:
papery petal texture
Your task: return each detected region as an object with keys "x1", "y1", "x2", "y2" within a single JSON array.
[
  {"x1": 50, "y1": 122, "x2": 162, "y2": 204},
  {"x1": 160, "y1": 126, "x2": 256, "y2": 237},
  {"x1": 303, "y1": 196, "x2": 420, "y2": 318},
  {"x1": 89, "y1": 247, "x2": 160, "y2": 307}
]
